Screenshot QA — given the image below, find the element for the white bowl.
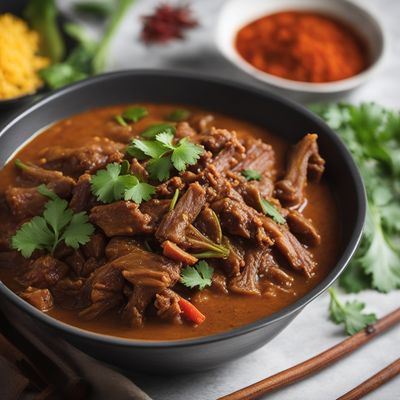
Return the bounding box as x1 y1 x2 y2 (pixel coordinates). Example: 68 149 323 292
215 0 386 96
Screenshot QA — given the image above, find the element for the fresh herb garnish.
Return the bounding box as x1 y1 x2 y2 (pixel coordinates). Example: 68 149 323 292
260 198 286 224
186 225 229 259
241 169 262 181
313 103 400 293
180 261 214 290
11 185 94 258
166 109 190 122
115 107 148 126
328 288 377 335
90 161 155 204
127 131 204 181
169 189 180 210
115 115 128 127
141 123 176 139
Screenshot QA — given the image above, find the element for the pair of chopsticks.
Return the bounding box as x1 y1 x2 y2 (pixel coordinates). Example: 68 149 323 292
218 307 400 400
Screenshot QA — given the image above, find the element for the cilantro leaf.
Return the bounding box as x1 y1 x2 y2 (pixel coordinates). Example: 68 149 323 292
313 103 400 293
166 109 190 122
129 139 167 159
171 138 203 171
90 162 155 204
62 212 95 249
241 169 262 181
260 198 286 224
122 107 148 123
141 123 175 139
156 132 175 148
124 182 155 204
11 187 94 258
328 288 377 335
180 261 214 290
147 157 173 182
11 216 54 258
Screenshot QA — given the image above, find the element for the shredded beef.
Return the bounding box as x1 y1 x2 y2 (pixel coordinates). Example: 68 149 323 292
286 210 321 246
20 287 54 311
69 173 97 213
105 237 143 260
90 201 152 237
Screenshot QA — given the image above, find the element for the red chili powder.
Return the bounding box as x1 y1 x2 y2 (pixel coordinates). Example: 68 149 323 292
235 11 369 83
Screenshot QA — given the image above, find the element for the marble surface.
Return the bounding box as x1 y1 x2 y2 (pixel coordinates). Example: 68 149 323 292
21 0 400 398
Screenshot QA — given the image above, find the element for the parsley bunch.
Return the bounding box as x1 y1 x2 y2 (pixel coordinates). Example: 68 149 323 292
313 103 400 293
90 161 155 204
126 131 204 181
328 288 377 335
180 261 214 290
12 185 94 258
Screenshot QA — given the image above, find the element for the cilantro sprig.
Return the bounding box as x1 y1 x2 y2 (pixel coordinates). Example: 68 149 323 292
115 106 148 126
126 131 204 181
11 185 94 258
328 288 377 335
241 169 261 181
180 261 214 290
313 103 400 293
166 109 190 122
90 161 155 204
260 198 286 224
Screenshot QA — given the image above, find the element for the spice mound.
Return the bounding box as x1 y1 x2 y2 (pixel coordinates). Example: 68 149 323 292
235 11 369 83
0 13 50 100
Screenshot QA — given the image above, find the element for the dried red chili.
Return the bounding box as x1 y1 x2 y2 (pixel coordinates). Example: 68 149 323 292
141 4 197 44
235 11 369 83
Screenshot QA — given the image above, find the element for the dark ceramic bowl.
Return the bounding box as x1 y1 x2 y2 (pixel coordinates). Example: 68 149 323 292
0 71 366 373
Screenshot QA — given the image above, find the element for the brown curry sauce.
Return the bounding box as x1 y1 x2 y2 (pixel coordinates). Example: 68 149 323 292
0 104 341 340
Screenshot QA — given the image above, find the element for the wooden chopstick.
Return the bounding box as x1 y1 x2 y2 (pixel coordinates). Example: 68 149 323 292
337 358 400 400
218 307 400 400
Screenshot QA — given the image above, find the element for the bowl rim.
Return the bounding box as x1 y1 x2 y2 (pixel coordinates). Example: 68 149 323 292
0 69 366 348
215 0 387 93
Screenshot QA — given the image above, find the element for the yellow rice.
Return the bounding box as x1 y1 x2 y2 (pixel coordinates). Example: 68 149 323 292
0 13 50 100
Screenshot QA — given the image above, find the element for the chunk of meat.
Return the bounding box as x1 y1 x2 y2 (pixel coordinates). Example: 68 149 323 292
122 286 157 327
222 237 245 277
154 288 182 324
190 114 214 133
105 237 143 260
16 160 75 197
82 233 106 260
230 246 273 295
20 287 54 311
211 271 228 294
5 187 47 220
51 278 86 309
139 199 171 230
156 182 206 247
201 128 234 153
111 247 181 289
287 210 321 246
211 196 270 244
130 159 148 181
64 250 85 277
195 207 222 244
79 263 124 320
264 266 294 289
275 134 325 207
40 138 124 177
90 201 152 237
175 122 196 139
69 173 97 213
18 256 69 288
262 217 316 277
156 176 185 197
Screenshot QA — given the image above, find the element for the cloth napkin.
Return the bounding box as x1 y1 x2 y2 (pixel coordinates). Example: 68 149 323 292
0 311 152 400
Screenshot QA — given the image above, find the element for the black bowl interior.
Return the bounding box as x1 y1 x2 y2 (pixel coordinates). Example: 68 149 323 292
0 71 365 369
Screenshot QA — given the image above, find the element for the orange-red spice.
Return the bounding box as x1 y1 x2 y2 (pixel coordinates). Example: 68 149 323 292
235 11 369 83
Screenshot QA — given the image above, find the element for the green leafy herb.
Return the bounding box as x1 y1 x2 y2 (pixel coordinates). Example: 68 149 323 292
11 185 94 258
260 198 286 224
186 225 229 259
115 115 128 127
328 288 377 335
127 130 204 181
39 0 135 89
24 0 65 63
180 261 214 290
169 189 180 210
74 1 113 19
122 107 148 123
90 162 155 204
241 169 262 181
312 103 400 293
166 109 190 122
141 123 176 139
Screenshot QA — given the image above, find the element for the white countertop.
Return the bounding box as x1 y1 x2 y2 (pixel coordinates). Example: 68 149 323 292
57 0 400 398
